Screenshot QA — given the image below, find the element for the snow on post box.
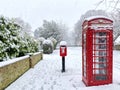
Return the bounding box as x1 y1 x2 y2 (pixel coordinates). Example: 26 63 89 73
60 41 67 57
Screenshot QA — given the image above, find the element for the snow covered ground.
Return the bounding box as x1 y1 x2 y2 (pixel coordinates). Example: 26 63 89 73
6 47 120 90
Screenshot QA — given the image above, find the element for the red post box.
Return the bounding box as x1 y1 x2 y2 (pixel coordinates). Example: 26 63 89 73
60 46 67 56
82 16 113 86
60 41 67 72
60 41 67 57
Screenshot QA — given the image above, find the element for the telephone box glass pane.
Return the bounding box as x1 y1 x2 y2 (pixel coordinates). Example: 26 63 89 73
99 57 107 62
83 33 86 78
93 63 107 68
99 51 107 56
96 32 107 37
94 57 107 63
93 69 107 75
95 76 107 80
94 51 107 56
95 38 107 44
96 45 107 50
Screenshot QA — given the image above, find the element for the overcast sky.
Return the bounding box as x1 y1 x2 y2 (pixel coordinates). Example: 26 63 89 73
0 0 105 30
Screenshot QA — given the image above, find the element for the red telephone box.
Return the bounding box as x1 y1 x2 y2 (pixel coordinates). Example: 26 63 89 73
82 16 113 86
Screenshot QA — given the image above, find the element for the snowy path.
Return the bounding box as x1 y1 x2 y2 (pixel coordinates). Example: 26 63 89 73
6 47 120 90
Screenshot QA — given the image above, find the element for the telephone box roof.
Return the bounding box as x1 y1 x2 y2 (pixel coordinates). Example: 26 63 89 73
85 16 113 21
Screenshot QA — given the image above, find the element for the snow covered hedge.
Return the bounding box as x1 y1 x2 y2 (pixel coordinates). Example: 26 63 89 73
43 40 53 54
0 16 39 61
42 37 58 54
47 37 57 50
38 37 45 50
18 35 39 56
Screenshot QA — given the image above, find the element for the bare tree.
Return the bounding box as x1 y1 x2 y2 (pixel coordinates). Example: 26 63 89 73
34 20 68 44
95 0 120 41
13 17 33 37
74 10 108 45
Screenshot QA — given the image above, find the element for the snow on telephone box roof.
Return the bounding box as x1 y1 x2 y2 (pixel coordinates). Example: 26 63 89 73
85 16 113 21
60 41 67 46
83 16 113 30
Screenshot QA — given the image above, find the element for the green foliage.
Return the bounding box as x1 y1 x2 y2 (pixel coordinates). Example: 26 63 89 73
0 16 39 61
0 16 20 60
18 33 39 57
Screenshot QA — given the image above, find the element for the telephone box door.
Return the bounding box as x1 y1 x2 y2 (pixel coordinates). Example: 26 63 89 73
92 31 112 83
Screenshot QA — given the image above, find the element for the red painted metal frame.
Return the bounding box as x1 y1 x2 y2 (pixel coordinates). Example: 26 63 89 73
82 17 113 86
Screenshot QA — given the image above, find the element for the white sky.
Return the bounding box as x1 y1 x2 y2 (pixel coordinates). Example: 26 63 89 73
0 0 105 31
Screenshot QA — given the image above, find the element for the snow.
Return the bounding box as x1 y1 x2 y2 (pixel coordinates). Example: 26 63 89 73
38 37 45 42
115 36 120 45
5 47 120 90
85 16 112 21
43 40 53 45
0 52 42 67
83 16 113 30
60 41 67 46
0 55 29 68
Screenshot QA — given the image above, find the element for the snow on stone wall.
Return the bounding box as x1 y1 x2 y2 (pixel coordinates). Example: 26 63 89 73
115 36 120 45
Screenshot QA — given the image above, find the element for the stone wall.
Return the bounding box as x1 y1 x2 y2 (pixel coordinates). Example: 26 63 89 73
0 52 43 90
114 45 120 50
